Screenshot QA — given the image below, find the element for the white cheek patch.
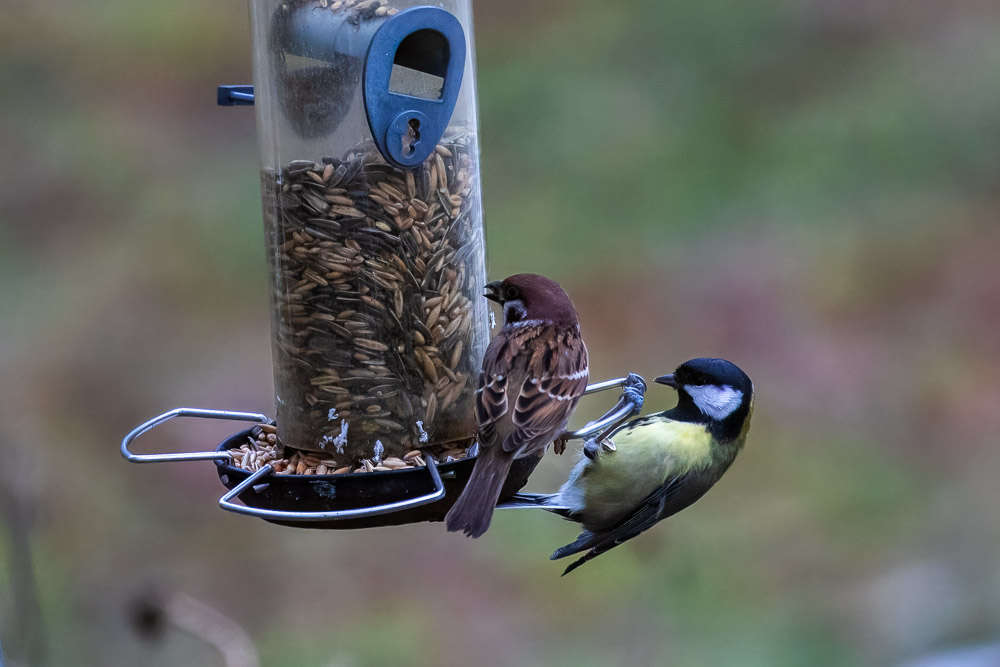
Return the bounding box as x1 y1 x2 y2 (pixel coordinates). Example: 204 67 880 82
685 384 743 420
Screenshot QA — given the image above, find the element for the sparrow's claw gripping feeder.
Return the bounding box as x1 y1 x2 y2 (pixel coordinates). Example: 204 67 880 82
122 0 649 528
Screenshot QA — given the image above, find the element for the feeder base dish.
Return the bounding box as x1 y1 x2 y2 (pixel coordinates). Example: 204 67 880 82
214 428 541 529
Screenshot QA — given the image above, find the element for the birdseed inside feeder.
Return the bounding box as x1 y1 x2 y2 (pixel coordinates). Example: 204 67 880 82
253 0 488 466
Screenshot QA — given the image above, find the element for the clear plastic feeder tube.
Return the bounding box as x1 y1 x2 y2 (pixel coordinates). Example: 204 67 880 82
249 0 488 460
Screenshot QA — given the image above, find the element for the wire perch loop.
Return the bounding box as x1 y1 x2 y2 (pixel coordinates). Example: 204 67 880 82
119 374 646 525
217 456 445 521
564 372 647 445
120 408 271 463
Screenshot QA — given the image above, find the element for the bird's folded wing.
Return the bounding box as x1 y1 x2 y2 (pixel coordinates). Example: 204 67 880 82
475 369 508 445
551 472 691 561
504 348 588 454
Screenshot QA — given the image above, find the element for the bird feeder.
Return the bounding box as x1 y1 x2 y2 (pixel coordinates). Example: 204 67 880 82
256 0 486 459
121 0 647 528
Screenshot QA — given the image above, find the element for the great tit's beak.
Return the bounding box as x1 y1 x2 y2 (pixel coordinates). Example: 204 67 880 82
484 281 504 304
654 374 677 388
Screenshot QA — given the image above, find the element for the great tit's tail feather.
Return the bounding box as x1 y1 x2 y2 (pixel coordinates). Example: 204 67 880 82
550 530 598 560
561 551 600 576
501 493 573 517
504 492 553 506
550 529 622 575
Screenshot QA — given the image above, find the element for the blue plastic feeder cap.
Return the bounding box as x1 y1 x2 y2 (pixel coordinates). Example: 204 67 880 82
363 7 466 169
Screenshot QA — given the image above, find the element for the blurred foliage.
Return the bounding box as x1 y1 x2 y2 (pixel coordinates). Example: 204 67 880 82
2 0 1000 665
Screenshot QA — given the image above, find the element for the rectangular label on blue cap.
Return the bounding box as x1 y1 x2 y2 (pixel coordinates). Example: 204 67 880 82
389 64 444 100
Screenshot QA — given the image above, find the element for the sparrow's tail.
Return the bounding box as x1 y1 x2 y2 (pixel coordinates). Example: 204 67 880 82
445 451 515 538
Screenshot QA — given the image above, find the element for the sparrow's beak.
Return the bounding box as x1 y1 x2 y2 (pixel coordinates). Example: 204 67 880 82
654 374 677 388
484 281 504 304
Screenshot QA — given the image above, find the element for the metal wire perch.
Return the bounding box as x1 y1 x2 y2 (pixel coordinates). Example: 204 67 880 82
120 374 646 524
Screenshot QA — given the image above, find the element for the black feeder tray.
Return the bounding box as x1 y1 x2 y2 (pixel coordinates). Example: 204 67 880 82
121 375 647 529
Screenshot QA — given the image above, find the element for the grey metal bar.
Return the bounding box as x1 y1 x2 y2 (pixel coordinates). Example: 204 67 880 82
564 373 647 441
495 501 572 512
217 456 446 521
121 407 270 463
565 399 637 440
582 377 630 395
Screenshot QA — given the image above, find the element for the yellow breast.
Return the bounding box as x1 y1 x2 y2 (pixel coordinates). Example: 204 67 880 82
579 418 713 527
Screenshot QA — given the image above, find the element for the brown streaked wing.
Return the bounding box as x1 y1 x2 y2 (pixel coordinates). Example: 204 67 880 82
475 331 520 445
475 370 507 445
503 334 588 454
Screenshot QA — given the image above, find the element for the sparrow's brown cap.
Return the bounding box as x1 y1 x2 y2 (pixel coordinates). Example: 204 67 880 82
487 273 580 327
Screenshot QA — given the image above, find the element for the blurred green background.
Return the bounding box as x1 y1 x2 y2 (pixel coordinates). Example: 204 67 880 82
2 0 1000 665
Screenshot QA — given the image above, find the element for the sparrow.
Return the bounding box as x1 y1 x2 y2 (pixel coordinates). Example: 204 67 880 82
445 274 589 538
507 357 753 574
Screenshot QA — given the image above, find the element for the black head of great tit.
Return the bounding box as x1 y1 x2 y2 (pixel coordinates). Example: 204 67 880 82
653 357 753 444
506 357 753 575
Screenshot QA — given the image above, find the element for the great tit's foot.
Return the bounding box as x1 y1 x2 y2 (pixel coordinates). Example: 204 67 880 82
553 436 568 455
621 373 647 414
561 373 647 444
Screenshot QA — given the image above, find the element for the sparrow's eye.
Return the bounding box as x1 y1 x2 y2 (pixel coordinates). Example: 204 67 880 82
505 285 520 300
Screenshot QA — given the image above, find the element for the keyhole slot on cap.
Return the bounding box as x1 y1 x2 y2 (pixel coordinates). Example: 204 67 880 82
402 117 421 157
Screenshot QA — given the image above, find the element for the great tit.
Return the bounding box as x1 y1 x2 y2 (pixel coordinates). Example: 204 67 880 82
507 357 753 575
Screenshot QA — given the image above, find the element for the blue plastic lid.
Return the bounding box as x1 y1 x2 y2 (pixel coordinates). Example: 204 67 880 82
363 7 466 169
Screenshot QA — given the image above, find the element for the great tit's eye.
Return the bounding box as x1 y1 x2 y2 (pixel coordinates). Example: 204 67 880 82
505 285 520 300
684 372 708 386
